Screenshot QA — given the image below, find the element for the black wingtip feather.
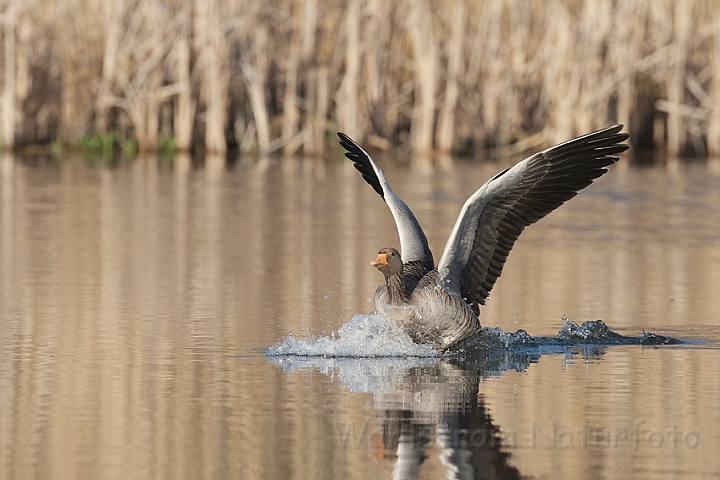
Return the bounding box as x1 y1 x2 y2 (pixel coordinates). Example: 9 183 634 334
337 132 385 198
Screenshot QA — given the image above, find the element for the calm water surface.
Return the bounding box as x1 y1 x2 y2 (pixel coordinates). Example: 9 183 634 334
1 152 719 479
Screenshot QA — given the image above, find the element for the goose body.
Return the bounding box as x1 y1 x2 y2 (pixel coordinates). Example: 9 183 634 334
338 126 629 350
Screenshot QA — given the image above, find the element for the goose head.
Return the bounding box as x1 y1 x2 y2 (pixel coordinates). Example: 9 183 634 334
371 247 403 278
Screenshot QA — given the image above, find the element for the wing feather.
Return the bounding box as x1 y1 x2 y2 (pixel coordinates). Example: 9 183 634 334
437 125 629 313
337 132 435 276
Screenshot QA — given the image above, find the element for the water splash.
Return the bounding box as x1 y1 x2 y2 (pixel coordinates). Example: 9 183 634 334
266 313 439 358
266 316 681 359
453 319 680 354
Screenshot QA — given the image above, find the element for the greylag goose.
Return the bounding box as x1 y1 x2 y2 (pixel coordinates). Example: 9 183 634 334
338 126 629 350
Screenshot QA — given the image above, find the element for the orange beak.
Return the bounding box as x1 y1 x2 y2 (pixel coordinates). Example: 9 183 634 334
370 253 388 269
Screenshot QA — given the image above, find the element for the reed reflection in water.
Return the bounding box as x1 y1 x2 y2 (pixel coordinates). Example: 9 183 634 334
0 152 719 479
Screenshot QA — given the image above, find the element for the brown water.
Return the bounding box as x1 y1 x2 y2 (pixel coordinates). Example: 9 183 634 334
0 152 719 479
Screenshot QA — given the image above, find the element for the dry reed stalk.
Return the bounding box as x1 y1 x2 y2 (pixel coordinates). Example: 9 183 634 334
503 1 533 139
95 0 123 133
302 0 317 58
172 30 194 152
300 0 318 154
406 0 438 155
611 2 641 131
480 1 505 138
242 61 270 153
494 2 525 144
335 0 361 136
15 12 29 123
482 1 525 144
364 0 404 142
363 0 385 112
544 1 581 144
667 0 693 156
708 10 720 155
464 1 488 93
281 4 302 156
281 47 301 155
140 0 162 152
196 0 229 154
575 0 612 135
241 22 270 153
435 0 465 153
2 0 16 148
302 1 342 156
306 65 329 156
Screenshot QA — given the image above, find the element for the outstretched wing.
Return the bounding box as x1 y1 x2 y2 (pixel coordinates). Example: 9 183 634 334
337 132 434 274
436 125 629 313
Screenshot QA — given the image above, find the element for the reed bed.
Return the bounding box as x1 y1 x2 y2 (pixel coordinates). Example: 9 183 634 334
1 0 718 158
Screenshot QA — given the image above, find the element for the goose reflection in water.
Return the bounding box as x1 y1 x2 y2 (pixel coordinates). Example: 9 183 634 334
372 361 523 480
269 349 558 480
